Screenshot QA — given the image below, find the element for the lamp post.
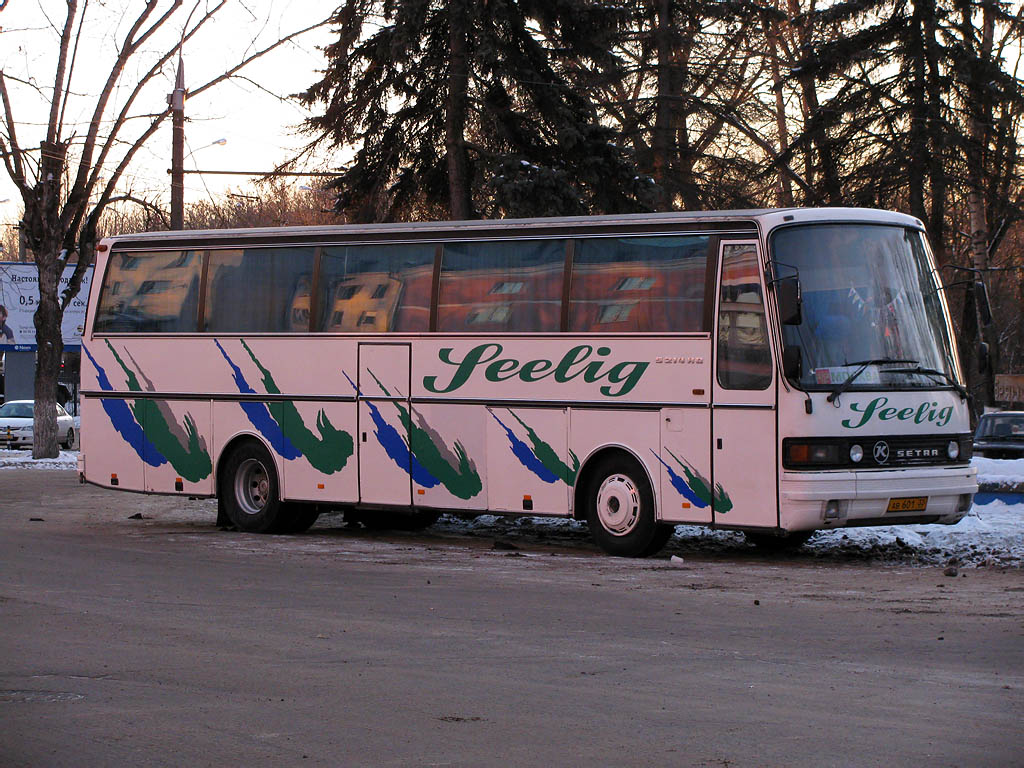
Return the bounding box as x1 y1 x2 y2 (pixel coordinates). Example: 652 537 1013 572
168 56 187 230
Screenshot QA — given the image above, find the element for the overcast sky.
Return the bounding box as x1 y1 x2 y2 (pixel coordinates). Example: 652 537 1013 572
0 1 337 230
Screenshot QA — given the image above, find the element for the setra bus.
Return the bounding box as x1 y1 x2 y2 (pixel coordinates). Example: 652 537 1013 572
79 208 977 556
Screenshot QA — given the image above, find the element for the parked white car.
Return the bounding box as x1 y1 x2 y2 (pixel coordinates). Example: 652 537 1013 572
0 400 76 449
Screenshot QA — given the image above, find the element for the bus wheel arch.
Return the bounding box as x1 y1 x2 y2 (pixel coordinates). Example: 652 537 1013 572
217 435 291 533
574 447 673 558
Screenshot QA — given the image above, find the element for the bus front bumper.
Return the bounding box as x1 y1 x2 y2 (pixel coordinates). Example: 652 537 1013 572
780 465 978 531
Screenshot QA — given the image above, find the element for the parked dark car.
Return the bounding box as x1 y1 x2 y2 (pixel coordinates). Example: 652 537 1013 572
973 411 1024 459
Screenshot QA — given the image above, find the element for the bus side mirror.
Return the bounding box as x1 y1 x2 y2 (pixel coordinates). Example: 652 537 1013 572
975 281 993 326
979 341 990 374
776 276 802 325
783 346 802 380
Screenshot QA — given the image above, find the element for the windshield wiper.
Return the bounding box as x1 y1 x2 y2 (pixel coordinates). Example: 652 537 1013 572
887 366 968 400
825 358 918 404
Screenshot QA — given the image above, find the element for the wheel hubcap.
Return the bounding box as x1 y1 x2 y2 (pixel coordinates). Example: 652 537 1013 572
596 473 641 536
235 458 271 515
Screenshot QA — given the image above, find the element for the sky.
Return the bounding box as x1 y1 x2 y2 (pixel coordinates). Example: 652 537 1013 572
0 0 338 232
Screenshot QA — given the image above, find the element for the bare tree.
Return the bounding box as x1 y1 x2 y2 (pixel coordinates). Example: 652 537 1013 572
0 1 327 457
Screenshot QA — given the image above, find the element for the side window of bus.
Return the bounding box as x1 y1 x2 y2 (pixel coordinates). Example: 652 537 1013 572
205 247 315 332
437 240 564 332
717 244 772 390
569 235 709 332
94 250 202 332
317 244 434 332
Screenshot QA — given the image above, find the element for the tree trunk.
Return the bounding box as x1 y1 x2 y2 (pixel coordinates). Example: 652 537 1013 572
964 0 998 410
32 245 64 459
765 1 794 207
445 0 473 220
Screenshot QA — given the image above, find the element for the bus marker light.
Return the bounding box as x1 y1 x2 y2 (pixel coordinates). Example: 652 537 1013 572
681 502 691 509
692 389 705 396
522 495 533 511
174 478 183 492
317 483 325 489
110 473 118 486
96 243 108 252
417 489 425 495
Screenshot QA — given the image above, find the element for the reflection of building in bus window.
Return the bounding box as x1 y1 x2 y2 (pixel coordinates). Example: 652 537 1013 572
324 272 401 332
289 276 312 331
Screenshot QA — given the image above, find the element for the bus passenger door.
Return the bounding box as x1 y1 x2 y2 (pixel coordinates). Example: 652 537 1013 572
357 343 412 506
711 241 778 529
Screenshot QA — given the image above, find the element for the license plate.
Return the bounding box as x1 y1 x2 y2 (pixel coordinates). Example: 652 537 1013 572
887 496 927 513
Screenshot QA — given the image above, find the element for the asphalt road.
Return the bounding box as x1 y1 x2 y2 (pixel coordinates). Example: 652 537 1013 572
1 469 1022 767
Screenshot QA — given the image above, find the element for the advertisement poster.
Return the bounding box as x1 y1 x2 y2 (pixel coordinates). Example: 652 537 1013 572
0 263 93 350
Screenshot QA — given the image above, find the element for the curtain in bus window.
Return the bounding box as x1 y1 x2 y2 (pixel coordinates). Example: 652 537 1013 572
717 244 771 390
317 244 434 332
437 240 564 332
94 250 202 332
205 247 316 332
568 236 708 332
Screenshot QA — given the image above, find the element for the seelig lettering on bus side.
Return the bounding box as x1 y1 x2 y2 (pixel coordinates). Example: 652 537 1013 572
423 343 649 397
841 396 953 429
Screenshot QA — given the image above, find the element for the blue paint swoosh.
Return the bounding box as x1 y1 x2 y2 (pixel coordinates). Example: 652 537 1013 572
82 344 167 468
490 410 558 483
650 450 708 508
344 372 438 487
215 340 301 460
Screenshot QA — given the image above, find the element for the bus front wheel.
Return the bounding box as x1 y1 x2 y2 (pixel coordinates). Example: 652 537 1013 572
220 440 288 533
584 455 673 557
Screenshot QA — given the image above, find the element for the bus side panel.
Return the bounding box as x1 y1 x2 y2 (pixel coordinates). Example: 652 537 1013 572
485 406 571 516
142 399 214 496
658 407 713 524
409 403 487 511
282 400 358 504
81 396 146 491
568 409 661 516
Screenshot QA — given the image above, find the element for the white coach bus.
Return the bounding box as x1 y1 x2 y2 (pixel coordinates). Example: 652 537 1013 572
79 209 977 556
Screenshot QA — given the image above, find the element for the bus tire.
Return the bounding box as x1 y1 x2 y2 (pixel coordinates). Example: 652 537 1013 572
220 440 287 533
584 454 671 557
746 530 813 552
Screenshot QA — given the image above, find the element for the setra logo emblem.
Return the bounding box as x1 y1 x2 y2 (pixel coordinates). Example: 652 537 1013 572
873 440 890 465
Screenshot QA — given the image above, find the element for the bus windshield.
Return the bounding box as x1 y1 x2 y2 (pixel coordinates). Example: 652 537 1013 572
773 224 956 391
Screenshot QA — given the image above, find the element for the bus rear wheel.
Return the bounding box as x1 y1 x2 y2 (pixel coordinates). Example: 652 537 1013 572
220 440 287 533
584 455 673 557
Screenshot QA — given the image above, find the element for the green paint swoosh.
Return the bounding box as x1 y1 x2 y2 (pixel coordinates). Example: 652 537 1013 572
508 410 579 485
240 340 353 474
666 447 732 514
105 340 212 482
367 370 482 500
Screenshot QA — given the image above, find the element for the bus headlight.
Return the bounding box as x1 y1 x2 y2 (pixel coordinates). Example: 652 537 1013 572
947 440 960 460
849 444 864 463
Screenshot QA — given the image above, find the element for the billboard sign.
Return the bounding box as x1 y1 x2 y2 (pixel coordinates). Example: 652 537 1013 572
0 263 93 351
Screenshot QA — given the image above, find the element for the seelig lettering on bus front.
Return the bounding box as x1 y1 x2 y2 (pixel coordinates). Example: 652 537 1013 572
423 343 649 397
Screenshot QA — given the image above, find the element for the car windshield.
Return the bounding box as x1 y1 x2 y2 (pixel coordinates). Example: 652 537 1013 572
0 402 33 418
773 224 956 391
977 414 1024 439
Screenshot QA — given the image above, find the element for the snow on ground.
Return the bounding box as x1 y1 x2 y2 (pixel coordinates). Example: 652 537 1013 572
2 449 1021 567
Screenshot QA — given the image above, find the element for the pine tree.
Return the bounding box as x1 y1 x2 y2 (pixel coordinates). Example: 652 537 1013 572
300 0 658 222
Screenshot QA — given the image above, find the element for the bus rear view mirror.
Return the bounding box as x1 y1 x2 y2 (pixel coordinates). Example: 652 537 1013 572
979 341 990 374
776 276 802 325
975 281 993 327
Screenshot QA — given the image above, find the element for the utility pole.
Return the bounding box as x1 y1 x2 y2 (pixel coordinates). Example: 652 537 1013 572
168 56 186 230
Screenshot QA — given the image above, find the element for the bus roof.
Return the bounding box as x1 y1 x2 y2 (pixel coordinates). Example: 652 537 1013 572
102 207 925 250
